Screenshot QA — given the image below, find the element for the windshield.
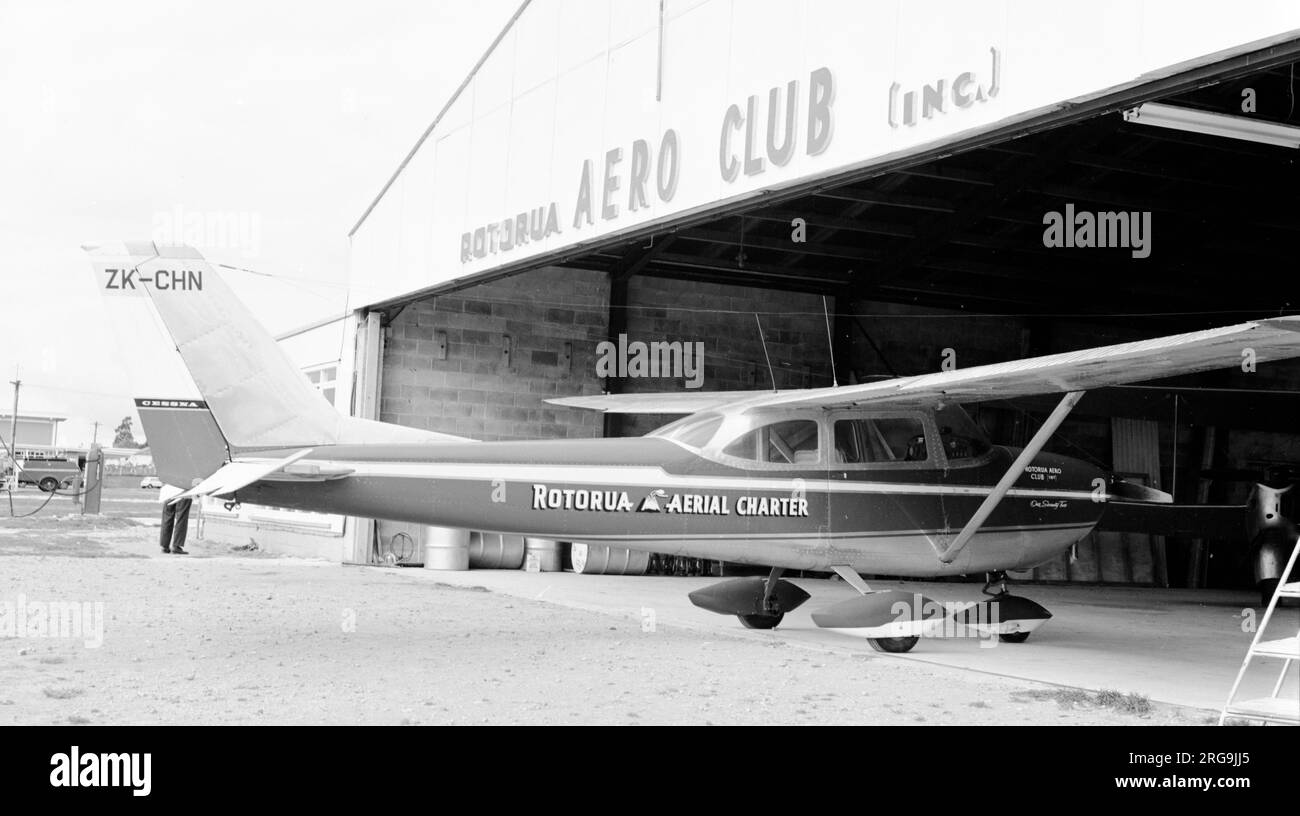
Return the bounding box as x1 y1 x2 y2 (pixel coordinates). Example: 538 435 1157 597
934 404 992 460
647 412 724 449
722 419 820 465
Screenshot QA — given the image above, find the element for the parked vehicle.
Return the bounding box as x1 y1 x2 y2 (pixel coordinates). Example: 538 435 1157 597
15 458 81 492
140 476 163 489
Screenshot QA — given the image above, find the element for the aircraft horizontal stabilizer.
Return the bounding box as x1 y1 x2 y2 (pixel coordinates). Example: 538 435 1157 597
170 449 316 504
1096 501 1249 540
1108 479 1173 504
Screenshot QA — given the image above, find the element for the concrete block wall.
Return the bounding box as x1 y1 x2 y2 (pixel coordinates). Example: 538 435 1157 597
841 298 1029 379
380 266 609 441
616 276 835 436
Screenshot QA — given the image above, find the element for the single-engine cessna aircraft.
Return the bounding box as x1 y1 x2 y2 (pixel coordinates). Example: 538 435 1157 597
87 243 1300 652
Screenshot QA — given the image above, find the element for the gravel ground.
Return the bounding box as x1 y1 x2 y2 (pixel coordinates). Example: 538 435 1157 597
0 515 1212 725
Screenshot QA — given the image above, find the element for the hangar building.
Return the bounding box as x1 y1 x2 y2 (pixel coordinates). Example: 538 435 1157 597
205 0 1300 591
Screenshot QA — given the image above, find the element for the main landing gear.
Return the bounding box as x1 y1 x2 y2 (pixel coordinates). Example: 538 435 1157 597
687 566 1054 652
810 571 1053 652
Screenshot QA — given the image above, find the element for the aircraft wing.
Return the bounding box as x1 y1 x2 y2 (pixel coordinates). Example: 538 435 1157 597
752 316 1300 410
548 390 773 414
553 317 1300 414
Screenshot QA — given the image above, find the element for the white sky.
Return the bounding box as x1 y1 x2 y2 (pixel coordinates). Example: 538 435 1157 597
0 0 519 446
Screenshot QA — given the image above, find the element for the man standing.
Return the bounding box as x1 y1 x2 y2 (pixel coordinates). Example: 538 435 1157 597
158 483 192 555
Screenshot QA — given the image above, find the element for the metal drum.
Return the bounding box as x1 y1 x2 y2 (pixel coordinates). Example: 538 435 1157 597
571 542 650 575
467 532 526 569
523 537 564 572
423 525 470 571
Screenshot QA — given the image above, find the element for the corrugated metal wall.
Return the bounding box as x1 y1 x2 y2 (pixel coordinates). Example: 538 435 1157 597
1031 418 1166 585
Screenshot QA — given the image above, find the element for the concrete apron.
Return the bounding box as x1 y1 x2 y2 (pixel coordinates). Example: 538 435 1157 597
415 569 1300 713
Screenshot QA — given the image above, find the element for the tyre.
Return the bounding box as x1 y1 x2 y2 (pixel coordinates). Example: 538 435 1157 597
738 612 783 629
38 477 59 493
867 636 919 653
999 632 1031 644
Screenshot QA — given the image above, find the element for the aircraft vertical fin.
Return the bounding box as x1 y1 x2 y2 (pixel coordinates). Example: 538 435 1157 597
84 242 472 454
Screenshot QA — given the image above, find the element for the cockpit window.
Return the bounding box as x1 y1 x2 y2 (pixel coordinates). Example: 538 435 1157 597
933 404 992 461
722 419 820 465
834 417 928 464
649 412 723 449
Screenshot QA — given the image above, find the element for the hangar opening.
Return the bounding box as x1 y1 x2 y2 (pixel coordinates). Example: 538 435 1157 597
351 53 1300 592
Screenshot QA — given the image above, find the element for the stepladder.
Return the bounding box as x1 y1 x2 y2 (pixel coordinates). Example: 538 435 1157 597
1220 539 1300 725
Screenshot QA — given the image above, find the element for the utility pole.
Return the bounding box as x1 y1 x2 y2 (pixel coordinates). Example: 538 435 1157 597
91 421 100 446
7 375 19 492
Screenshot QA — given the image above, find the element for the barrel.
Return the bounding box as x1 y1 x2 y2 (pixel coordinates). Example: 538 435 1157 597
423 525 470 570
570 542 650 576
523 537 564 572
467 532 526 569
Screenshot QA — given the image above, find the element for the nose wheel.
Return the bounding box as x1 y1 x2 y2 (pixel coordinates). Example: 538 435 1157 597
983 570 1012 598
983 570 1046 644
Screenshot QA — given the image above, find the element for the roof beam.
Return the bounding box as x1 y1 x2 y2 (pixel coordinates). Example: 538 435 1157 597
870 119 1118 286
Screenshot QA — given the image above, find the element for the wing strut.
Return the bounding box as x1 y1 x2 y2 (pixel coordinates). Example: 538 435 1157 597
937 391 1085 564
831 565 872 595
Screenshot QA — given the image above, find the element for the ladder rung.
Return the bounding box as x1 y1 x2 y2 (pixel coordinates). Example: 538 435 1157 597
1279 582 1300 598
1224 696 1300 722
1251 636 1300 659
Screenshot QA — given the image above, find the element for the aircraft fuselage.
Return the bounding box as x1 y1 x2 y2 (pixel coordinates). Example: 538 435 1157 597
229 435 1104 577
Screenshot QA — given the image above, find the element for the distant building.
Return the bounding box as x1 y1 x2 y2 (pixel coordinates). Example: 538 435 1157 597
0 413 66 451
104 450 154 476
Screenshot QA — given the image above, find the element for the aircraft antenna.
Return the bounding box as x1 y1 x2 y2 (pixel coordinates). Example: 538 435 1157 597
822 296 839 388
755 314 777 392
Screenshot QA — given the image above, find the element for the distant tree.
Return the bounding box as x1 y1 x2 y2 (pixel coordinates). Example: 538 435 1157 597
112 416 137 448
